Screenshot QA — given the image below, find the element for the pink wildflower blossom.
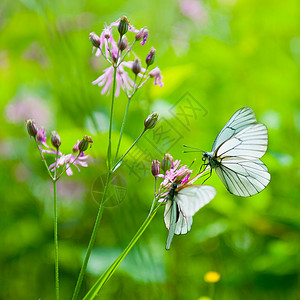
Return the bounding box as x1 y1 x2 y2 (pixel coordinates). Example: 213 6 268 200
149 67 164 87
92 61 146 97
49 152 89 176
157 159 192 201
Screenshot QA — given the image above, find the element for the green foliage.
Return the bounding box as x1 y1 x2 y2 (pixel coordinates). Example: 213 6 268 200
1 0 300 299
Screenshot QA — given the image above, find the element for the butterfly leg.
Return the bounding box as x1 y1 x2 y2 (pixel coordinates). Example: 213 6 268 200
202 167 212 184
199 162 209 174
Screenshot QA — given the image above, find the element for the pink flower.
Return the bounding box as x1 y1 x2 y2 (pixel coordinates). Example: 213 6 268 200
93 61 146 97
149 67 164 87
179 0 208 25
48 139 90 176
158 160 191 186
5 95 52 126
93 28 119 62
36 127 59 155
157 158 192 201
94 18 139 59
49 152 89 176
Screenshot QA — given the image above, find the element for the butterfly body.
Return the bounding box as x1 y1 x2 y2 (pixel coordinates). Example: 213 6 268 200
203 151 221 169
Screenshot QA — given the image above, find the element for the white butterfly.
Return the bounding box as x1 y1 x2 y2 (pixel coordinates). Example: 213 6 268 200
202 107 271 197
164 181 216 250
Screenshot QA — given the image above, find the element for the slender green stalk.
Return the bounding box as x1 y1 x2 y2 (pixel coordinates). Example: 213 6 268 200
107 66 117 170
53 180 59 300
71 171 112 300
113 96 131 165
72 63 118 300
53 150 59 300
83 201 162 300
111 128 146 172
134 66 148 91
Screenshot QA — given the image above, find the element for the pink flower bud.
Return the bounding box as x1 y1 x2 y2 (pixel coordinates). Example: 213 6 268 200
146 47 156 66
51 131 61 149
26 119 37 138
132 58 142 75
89 32 100 47
78 135 93 152
118 36 128 51
135 27 146 41
151 159 161 176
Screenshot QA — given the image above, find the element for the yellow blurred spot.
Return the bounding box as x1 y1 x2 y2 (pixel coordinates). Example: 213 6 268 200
204 271 221 283
198 297 212 300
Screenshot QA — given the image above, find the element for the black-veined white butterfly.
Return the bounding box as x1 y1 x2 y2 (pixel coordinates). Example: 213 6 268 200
202 107 270 197
164 179 216 250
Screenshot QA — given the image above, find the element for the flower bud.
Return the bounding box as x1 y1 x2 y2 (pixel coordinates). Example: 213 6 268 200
118 36 128 51
144 112 159 130
132 58 142 75
51 131 61 149
26 119 37 138
146 47 156 66
135 27 146 41
151 159 161 177
78 135 93 152
89 32 100 48
118 16 129 36
161 153 173 172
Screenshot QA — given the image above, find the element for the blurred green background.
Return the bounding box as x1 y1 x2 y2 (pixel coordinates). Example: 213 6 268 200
1 0 300 299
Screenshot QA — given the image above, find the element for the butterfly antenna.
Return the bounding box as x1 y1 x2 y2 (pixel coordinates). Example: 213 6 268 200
183 145 205 152
183 150 204 153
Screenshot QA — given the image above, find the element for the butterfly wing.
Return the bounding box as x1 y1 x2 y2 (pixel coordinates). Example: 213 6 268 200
212 107 257 152
176 185 216 218
214 157 271 197
173 185 216 235
214 123 268 160
165 199 178 250
164 185 216 249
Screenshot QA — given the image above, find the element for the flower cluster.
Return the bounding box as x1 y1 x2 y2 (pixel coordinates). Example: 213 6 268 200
90 16 163 97
152 153 193 201
26 119 93 176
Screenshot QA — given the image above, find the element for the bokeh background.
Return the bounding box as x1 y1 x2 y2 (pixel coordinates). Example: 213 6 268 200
1 0 300 299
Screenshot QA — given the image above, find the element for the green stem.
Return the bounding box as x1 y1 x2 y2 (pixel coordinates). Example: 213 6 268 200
53 150 59 300
71 171 112 300
83 201 162 300
72 65 118 300
113 96 132 165
135 66 148 91
111 128 146 172
107 66 117 170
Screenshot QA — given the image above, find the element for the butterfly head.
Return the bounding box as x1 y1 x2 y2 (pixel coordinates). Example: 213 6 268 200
202 152 209 163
